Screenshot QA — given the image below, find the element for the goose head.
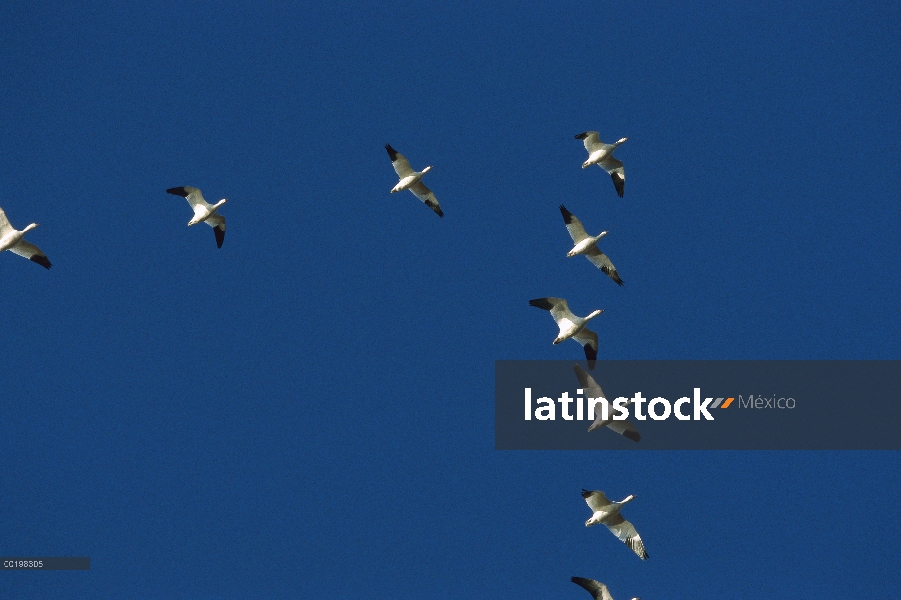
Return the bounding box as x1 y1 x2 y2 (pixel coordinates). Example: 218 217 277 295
213 198 228 211
22 223 39 234
614 137 628 146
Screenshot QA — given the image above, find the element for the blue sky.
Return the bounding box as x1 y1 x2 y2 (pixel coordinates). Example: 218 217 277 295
1 1 899 597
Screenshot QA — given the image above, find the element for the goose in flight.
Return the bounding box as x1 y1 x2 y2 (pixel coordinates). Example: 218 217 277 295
571 577 639 600
528 297 603 368
166 187 227 248
581 489 648 560
0 206 51 269
575 132 627 197
573 365 640 442
385 144 444 217
559 205 623 286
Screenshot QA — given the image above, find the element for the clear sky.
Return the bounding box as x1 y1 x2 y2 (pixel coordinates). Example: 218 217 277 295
1 1 899 598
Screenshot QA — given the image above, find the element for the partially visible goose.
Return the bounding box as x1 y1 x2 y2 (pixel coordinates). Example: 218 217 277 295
575 132 627 197
166 187 227 248
573 365 640 442
571 577 640 600
559 205 623 286
528 297 603 369
581 489 648 560
0 206 51 269
385 144 444 217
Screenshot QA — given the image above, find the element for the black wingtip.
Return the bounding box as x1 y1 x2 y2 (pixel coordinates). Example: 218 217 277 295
575 132 589 140
605 268 624 286
611 173 624 197
624 430 641 443
214 226 225 248
559 204 574 224
30 255 52 269
584 344 597 363
166 187 190 197
429 202 444 218
385 144 398 161
528 298 554 311
580 489 593 498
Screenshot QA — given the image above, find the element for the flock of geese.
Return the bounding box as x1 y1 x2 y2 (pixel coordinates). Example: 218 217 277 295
384 132 643 599
3 130 641 598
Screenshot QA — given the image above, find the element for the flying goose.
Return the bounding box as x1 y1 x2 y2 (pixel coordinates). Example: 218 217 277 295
575 132 627 197
581 489 648 560
528 297 603 368
0 206 51 269
573 365 640 442
385 144 444 217
571 577 639 600
559 205 623 286
166 186 227 248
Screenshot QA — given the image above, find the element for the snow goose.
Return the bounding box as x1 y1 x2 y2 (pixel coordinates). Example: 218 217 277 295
571 577 639 600
573 365 640 441
575 132 627 197
528 297 603 368
385 144 444 217
581 489 648 560
166 186 227 248
559 205 623 286
0 206 51 269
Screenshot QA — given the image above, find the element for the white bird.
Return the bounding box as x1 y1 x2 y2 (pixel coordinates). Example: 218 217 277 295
385 144 444 217
571 576 640 600
581 489 648 560
559 205 623 286
528 297 603 368
575 132 627 197
166 187 227 248
573 365 640 442
0 206 51 269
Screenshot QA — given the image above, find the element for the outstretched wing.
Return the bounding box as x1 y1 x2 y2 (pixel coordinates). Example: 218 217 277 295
385 144 414 177
570 577 614 600
559 205 589 243
167 186 211 211
9 240 52 269
409 181 444 217
528 297 574 324
576 131 603 153
598 157 625 197
0 207 13 236
573 327 598 369
605 419 641 442
605 513 648 560
581 489 612 512
585 248 623 286
205 214 226 248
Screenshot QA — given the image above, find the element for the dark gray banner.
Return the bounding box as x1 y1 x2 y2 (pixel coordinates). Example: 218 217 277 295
495 361 901 450
1 557 90 570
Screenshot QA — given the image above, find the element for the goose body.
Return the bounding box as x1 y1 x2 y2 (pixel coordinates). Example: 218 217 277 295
0 207 51 269
581 489 648 560
559 205 623 286
575 132 627 197
573 365 640 441
528 297 603 367
166 186 227 248
571 576 640 600
385 144 444 217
